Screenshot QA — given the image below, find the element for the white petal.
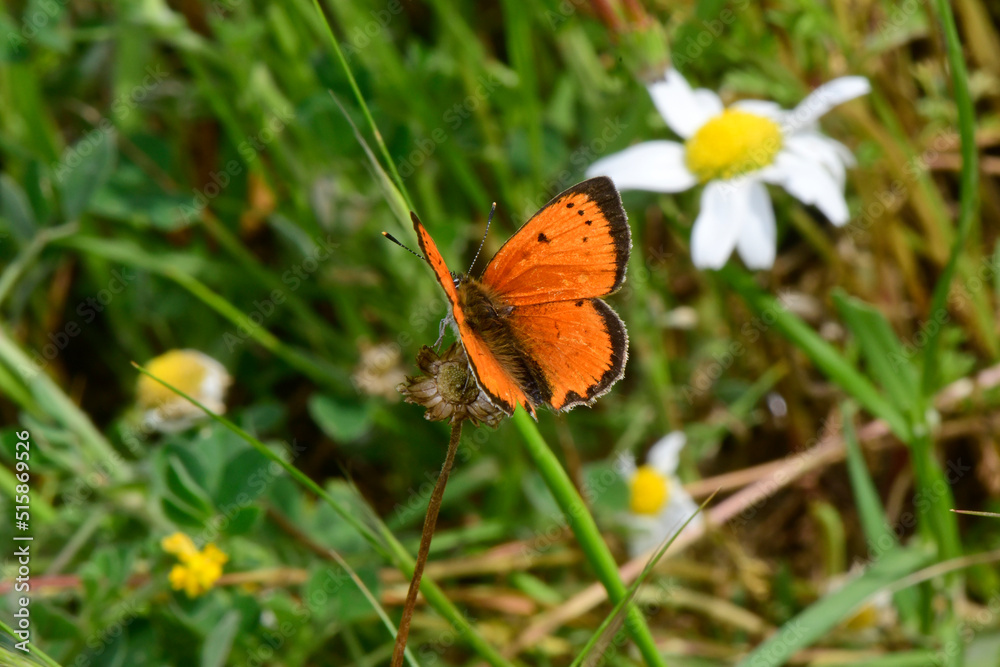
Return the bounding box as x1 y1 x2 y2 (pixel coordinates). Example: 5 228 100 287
690 179 751 269
648 69 721 139
585 141 696 193
647 432 686 475
785 76 870 132
624 514 666 558
735 181 777 269
784 132 849 187
732 99 785 121
763 151 850 226
692 89 724 118
616 452 637 479
656 484 704 538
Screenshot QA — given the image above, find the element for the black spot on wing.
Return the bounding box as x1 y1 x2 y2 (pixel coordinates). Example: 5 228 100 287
538 232 550 243
559 177 630 292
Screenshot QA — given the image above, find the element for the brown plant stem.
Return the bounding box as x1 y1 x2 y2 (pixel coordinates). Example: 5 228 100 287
391 422 463 667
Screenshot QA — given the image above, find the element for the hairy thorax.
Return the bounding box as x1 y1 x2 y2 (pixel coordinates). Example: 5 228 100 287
455 275 550 405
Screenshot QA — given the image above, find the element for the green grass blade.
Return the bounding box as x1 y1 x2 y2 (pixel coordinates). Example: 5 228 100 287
720 267 911 441
736 546 932 667
832 290 920 420
570 492 715 667
309 0 415 212
56 235 349 391
0 327 126 482
513 409 666 667
132 363 513 667
921 0 981 396
841 401 920 627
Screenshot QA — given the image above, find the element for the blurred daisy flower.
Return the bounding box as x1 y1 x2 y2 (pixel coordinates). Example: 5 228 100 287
827 566 897 633
137 349 231 433
353 340 407 401
587 68 870 269
621 432 702 557
161 532 228 598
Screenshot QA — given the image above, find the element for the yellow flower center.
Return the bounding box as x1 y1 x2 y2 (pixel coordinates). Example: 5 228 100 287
137 350 211 408
844 604 879 630
629 465 670 515
685 109 783 182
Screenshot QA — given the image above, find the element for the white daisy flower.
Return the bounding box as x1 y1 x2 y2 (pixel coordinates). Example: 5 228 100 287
586 68 870 269
137 349 232 433
620 432 702 557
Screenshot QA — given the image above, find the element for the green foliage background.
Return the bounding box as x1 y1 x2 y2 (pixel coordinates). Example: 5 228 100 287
1 0 1000 664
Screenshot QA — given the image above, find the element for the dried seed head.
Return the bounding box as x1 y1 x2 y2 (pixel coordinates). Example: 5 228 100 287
397 344 505 428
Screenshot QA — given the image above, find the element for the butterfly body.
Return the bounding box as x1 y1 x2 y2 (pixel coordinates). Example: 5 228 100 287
412 176 631 418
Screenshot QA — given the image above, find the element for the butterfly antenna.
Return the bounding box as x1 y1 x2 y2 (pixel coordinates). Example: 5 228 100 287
381 231 425 262
468 202 496 275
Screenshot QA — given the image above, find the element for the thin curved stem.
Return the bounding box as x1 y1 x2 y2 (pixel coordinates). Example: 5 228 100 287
391 422 463 666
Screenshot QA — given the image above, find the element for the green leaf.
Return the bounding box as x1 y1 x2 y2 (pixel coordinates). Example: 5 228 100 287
57 128 117 221
737 546 932 667
309 564 378 624
214 448 271 507
308 394 372 443
833 289 920 418
0 175 37 243
166 455 215 517
162 496 211 527
221 506 262 534
200 610 241 667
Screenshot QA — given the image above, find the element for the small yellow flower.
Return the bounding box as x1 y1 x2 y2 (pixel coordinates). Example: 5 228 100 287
137 349 231 433
629 465 670 515
162 532 228 598
161 532 197 558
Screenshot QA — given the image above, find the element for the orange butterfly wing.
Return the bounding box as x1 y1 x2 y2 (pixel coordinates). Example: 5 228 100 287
507 298 628 411
480 177 630 306
410 176 630 418
410 213 535 417
480 176 631 411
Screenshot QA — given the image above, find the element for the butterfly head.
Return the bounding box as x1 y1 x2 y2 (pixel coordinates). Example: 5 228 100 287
451 271 465 289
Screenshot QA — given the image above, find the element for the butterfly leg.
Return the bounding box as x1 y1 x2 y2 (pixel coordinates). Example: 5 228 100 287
435 316 449 348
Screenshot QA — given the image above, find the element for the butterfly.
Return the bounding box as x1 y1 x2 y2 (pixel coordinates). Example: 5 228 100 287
407 176 631 419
